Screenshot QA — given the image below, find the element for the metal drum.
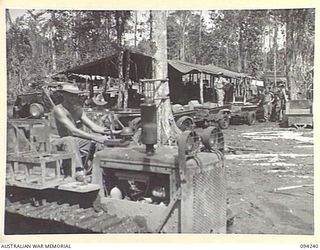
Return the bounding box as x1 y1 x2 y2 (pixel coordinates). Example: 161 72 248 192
141 103 157 145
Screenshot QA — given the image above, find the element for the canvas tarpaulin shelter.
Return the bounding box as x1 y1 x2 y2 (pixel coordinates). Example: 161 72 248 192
168 60 246 79
168 60 247 104
59 50 153 82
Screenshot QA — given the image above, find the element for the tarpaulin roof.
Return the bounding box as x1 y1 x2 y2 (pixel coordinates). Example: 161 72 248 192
203 64 246 78
60 56 247 82
59 50 153 81
168 60 246 78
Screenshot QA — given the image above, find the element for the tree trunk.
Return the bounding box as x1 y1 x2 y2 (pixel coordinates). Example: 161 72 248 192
197 11 202 64
123 51 130 109
117 51 124 108
6 9 13 31
273 17 278 87
115 12 127 108
18 65 23 92
243 50 247 72
51 12 57 72
107 16 111 40
238 25 243 72
263 20 271 72
134 11 138 48
225 45 230 68
181 19 185 61
115 12 122 46
149 11 153 41
73 12 80 63
51 34 57 71
151 10 181 145
285 10 299 100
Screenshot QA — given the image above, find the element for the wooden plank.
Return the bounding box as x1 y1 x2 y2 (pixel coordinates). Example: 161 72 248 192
14 174 26 181
287 109 311 115
13 162 19 181
14 128 19 153
56 160 60 178
40 161 46 185
8 119 50 126
25 176 42 184
7 153 75 163
10 162 16 182
24 163 30 182
7 177 66 190
58 182 100 193
70 155 76 178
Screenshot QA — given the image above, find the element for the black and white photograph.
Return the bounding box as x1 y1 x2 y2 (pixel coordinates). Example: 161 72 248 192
4 8 314 235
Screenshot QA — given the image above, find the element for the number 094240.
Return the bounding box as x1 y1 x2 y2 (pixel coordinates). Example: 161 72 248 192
300 244 319 248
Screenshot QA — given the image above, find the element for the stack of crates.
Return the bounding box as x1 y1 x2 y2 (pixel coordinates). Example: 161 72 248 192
6 119 76 190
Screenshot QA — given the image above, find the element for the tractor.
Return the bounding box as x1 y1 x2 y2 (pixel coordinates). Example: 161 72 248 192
5 80 227 234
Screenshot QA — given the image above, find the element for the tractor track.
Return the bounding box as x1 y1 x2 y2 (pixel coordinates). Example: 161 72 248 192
5 198 148 234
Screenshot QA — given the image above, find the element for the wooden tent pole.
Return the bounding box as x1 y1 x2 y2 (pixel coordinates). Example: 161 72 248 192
199 71 204 104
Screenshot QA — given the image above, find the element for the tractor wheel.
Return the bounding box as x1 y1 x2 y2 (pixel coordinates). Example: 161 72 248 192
176 116 194 131
218 115 230 129
247 112 256 126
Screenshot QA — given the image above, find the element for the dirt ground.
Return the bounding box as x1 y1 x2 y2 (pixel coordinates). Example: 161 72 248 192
224 121 314 235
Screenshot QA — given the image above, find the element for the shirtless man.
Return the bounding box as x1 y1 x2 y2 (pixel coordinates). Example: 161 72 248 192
51 84 109 177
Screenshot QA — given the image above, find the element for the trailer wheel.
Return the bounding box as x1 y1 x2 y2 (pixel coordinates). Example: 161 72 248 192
176 116 194 131
247 112 256 126
218 115 230 129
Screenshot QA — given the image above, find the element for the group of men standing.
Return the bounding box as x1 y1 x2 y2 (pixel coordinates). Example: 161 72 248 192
213 72 288 122
259 83 288 122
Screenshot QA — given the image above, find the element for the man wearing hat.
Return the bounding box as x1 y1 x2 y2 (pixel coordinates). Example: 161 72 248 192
278 83 288 121
214 72 228 107
51 83 110 178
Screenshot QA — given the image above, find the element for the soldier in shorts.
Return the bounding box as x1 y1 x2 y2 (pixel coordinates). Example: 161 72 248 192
51 84 110 179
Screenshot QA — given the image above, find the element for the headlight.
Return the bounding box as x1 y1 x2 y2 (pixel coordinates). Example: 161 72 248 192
29 103 44 118
198 126 224 153
178 131 201 157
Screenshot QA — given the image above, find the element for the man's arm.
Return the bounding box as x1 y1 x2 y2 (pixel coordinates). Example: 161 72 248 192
81 112 122 136
270 92 275 103
80 111 109 134
53 107 107 143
